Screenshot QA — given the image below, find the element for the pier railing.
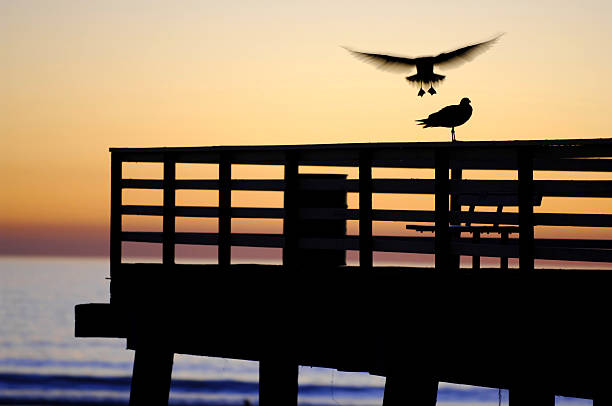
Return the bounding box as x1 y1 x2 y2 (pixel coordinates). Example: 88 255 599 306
110 139 612 274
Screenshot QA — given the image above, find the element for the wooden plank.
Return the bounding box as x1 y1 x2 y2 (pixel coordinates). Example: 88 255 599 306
298 178 436 194
283 153 299 267
535 180 612 197
451 179 518 194
122 205 164 216
359 150 373 269
232 179 285 191
435 149 451 271
122 179 163 189
535 238 612 249
451 241 518 258
163 156 176 265
453 211 612 228
450 179 612 198
232 233 284 248
450 168 462 270
175 232 218 245
174 179 219 190
535 144 612 159
534 158 612 172
121 179 612 197
232 207 284 219
519 149 535 272
218 155 231 267
372 179 435 194
110 153 123 304
535 212 612 227
535 247 612 263
373 236 434 254
372 209 434 222
122 232 163 243
299 236 358 251
175 206 219 217
455 193 541 207
110 155 123 260
117 152 164 162
453 211 518 226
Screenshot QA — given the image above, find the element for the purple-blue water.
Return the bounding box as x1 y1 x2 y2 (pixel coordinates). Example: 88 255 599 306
0 257 592 405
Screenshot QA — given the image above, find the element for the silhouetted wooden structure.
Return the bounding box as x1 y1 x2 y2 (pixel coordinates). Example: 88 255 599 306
76 138 612 405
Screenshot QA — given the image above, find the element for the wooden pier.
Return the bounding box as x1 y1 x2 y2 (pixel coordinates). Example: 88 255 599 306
75 138 612 405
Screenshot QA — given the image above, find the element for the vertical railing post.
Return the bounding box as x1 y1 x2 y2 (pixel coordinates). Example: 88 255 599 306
518 148 534 272
450 166 462 271
163 153 176 266
110 152 123 304
435 149 450 272
218 153 231 268
359 149 373 270
283 152 299 268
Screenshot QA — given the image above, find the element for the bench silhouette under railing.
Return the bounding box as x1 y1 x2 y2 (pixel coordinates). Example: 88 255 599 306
407 191 544 269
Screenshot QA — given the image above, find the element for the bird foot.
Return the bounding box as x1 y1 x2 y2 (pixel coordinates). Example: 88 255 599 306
428 86 436 95
418 88 426 97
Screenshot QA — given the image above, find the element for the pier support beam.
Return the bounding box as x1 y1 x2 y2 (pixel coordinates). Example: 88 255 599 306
383 374 438 406
509 386 554 406
594 395 612 406
259 358 298 406
129 349 174 406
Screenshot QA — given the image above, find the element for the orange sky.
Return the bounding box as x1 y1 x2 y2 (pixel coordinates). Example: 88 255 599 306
2 1 612 257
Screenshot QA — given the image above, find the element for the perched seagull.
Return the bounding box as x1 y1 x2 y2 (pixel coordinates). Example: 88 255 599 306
343 35 501 96
416 97 472 141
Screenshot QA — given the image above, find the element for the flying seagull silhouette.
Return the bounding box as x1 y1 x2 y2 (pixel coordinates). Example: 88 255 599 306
416 97 472 142
343 35 501 96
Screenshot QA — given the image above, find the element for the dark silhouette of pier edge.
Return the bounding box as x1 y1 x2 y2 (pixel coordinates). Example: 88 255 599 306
75 138 612 405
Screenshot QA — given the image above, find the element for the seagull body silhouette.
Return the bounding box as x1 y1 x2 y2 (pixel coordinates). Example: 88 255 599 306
416 97 472 141
344 35 501 96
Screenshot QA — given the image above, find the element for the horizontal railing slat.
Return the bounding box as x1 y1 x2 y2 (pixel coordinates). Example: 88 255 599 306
120 205 612 228
122 179 163 189
122 232 163 243
535 213 612 227
535 247 612 262
122 205 163 216
450 180 612 198
535 239 612 249
535 180 612 197
175 206 219 217
534 158 612 172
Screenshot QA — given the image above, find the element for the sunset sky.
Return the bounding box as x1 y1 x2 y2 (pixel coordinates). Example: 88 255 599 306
2 1 612 257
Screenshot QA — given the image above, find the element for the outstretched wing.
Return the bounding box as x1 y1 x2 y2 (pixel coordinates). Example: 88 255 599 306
433 34 502 68
343 46 417 72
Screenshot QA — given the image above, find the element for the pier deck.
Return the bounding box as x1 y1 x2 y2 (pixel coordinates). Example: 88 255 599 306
76 138 612 405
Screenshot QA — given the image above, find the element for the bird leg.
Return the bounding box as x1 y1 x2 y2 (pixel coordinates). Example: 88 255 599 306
451 127 456 142
418 88 426 97
427 86 436 95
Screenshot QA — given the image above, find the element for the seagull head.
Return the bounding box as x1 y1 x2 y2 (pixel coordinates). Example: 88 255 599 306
460 97 471 105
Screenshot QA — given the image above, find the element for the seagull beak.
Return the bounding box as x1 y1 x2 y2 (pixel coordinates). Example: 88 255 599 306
428 87 437 95
418 88 426 97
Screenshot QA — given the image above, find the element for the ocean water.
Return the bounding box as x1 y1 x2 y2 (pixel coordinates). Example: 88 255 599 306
0 256 592 406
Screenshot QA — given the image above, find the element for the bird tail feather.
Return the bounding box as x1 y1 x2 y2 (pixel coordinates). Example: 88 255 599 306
415 119 430 128
406 73 445 84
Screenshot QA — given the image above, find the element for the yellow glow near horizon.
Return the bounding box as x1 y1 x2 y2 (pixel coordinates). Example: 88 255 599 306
2 1 612 255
